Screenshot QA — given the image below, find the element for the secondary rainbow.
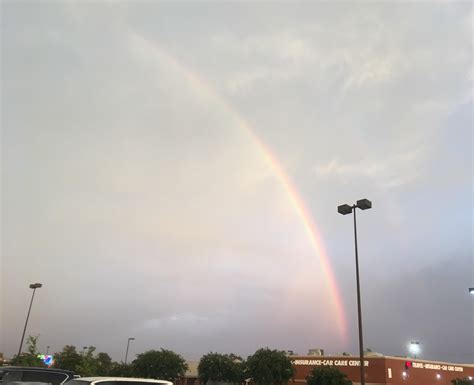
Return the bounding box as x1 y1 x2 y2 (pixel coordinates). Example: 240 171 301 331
130 32 348 342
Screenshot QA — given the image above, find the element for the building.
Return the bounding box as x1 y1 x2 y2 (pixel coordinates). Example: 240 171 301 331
290 354 474 385
180 354 474 385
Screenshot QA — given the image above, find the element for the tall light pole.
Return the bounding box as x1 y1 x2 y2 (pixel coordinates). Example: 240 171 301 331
124 337 135 364
17 283 43 359
338 199 372 385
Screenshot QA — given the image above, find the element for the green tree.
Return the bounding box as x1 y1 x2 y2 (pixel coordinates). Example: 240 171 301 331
53 346 112 376
228 357 245 384
198 352 244 385
54 345 82 372
133 349 188 381
96 352 113 376
246 348 295 385
76 346 98 377
306 367 352 385
11 335 45 367
109 362 135 377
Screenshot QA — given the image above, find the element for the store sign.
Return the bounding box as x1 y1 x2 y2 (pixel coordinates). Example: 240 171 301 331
412 362 463 372
292 359 369 367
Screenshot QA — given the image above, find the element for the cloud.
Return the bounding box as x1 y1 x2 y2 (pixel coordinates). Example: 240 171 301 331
141 313 218 334
209 31 316 94
196 2 472 112
314 147 424 190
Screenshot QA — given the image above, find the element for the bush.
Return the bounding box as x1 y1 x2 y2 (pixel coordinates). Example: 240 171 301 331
306 367 352 385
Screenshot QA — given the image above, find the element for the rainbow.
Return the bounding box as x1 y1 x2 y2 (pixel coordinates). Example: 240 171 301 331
129 32 348 342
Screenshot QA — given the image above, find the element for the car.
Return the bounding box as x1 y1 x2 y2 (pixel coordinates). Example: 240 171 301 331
66 378 173 385
0 367 76 385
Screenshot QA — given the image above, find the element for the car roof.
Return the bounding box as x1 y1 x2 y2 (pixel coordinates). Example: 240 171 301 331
0 367 75 375
75 378 172 383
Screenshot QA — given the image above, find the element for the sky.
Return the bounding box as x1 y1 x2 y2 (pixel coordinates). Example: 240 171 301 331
1 1 473 364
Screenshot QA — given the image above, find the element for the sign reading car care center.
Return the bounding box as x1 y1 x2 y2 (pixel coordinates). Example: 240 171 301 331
292 359 369 367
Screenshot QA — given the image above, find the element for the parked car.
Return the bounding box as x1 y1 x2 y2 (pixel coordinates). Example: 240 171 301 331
0 367 76 385
66 378 173 385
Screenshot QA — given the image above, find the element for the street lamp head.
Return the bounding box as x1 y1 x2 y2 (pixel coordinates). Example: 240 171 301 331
338 204 353 215
469 287 474 294
357 199 372 210
409 341 420 356
29 283 42 289
128 337 135 341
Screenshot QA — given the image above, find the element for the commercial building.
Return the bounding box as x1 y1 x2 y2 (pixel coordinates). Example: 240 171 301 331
181 352 474 385
290 353 474 385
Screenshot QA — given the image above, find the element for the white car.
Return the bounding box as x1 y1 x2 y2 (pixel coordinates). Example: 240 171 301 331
67 378 173 385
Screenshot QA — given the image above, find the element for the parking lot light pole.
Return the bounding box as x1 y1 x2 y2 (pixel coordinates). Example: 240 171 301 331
17 283 43 358
125 337 135 364
338 199 372 385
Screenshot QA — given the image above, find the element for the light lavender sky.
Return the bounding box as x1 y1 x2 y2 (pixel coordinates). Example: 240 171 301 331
1 1 472 364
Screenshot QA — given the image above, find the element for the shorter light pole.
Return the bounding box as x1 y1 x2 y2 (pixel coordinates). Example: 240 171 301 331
17 283 43 358
46 346 50 355
124 337 135 364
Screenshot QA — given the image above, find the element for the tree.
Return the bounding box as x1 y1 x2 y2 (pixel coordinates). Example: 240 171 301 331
306 367 352 385
109 363 135 377
76 346 98 377
133 349 188 381
228 357 245 384
198 352 244 385
96 352 113 376
54 345 82 372
452 379 474 385
11 335 45 367
246 348 295 385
